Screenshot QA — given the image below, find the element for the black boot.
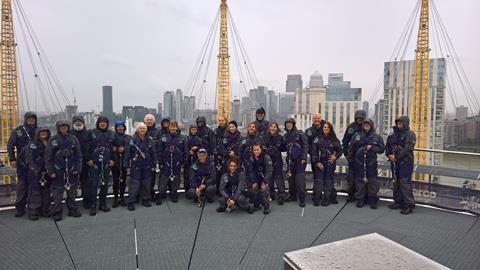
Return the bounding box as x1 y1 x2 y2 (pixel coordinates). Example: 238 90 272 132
99 204 110 212
277 196 284 206
53 213 63 221
29 213 39 221
263 207 270 215
356 201 364 208
156 198 163 205
14 209 25 218
128 204 135 211
68 210 82 218
388 203 401 210
112 199 120 208
216 206 226 213
142 200 152 207
401 207 413 215
120 198 127 206
330 197 338 204
89 207 97 216
370 202 378 209
285 195 297 202
313 201 320 207
321 200 330 207
299 200 306 208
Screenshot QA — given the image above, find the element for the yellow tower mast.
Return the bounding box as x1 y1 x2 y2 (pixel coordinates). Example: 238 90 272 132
0 0 20 160
411 0 430 175
216 0 231 119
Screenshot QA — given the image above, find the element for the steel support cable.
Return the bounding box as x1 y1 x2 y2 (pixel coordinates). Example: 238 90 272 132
228 14 248 99
197 17 218 109
228 10 258 90
365 0 419 105
399 3 419 61
14 0 68 109
432 0 480 113
15 0 71 106
230 14 255 98
186 9 220 98
393 0 420 61
15 31 30 111
430 5 458 109
13 4 54 113
13 1 61 113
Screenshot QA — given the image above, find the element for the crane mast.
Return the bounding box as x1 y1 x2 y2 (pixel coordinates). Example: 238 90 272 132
411 0 430 175
0 0 20 162
216 0 231 119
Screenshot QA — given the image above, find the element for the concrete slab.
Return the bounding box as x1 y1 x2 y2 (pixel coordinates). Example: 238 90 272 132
283 233 449 270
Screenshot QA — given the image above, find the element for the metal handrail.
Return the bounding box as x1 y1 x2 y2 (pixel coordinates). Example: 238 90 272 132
414 148 480 157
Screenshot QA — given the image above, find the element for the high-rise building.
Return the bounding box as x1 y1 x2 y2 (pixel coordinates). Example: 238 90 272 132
232 99 241 123
175 89 183 123
382 58 446 165
183 96 196 122
294 72 362 136
102 85 113 118
249 86 267 109
374 99 386 134
286 74 303 93
266 90 278 121
279 93 295 121
309 71 324 88
363 101 370 117
163 91 175 119
157 102 163 119
456 105 468 121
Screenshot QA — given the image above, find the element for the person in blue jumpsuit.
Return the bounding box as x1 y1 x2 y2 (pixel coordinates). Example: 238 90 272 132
283 118 308 207
216 157 254 214
342 109 366 202
71 115 90 209
125 123 157 211
254 107 270 136
239 122 264 165
25 127 51 220
262 122 286 205
144 114 161 201
86 116 115 215
348 119 385 209
311 122 342 206
386 116 416 215
246 143 273 214
186 149 217 204
45 121 82 221
157 121 187 205
185 125 203 191
7 112 37 217
111 120 131 208
213 116 227 193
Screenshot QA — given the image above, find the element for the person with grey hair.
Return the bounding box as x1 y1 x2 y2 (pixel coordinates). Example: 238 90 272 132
125 122 157 211
144 114 161 201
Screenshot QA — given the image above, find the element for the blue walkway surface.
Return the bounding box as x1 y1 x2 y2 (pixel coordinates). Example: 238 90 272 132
0 195 479 270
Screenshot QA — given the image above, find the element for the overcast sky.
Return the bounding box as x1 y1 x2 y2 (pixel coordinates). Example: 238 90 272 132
16 0 480 114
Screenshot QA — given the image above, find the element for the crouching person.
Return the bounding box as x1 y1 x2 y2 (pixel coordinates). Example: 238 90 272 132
246 143 272 214
25 127 52 220
125 123 156 211
186 149 216 205
217 157 253 213
45 121 82 221
349 119 385 209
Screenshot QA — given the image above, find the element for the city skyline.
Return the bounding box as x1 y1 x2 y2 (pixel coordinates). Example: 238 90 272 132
15 0 480 114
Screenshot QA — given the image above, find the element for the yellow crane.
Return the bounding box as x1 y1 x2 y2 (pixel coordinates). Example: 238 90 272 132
216 0 231 119
411 0 430 180
0 0 20 163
